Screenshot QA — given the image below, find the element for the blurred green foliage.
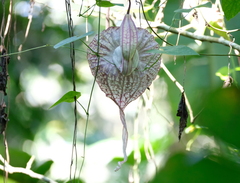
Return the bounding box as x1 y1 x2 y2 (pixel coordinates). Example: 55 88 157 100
150 86 240 182
151 152 240 183
198 87 240 148
0 0 240 183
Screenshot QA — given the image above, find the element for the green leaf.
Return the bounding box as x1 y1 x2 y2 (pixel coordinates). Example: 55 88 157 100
215 66 231 80
143 1 160 21
96 0 123 7
222 0 240 20
235 67 240 71
66 179 84 183
112 3 124 7
0 176 16 183
198 87 240 148
207 21 230 40
174 8 193 13
174 2 212 13
49 91 81 108
53 31 94 49
149 45 199 56
34 160 54 175
150 151 240 183
216 66 240 80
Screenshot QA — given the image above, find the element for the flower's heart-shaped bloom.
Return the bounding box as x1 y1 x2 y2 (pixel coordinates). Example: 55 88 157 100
87 15 161 170
88 28 161 109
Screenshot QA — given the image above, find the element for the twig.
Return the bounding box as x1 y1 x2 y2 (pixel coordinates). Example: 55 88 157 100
17 0 35 60
161 62 194 123
155 23 240 52
0 155 57 183
3 0 13 38
26 156 35 170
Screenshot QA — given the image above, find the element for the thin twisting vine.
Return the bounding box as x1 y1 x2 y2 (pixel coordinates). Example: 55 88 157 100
65 0 78 180
78 4 102 178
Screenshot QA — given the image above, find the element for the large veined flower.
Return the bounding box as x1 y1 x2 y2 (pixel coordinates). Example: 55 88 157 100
87 13 161 171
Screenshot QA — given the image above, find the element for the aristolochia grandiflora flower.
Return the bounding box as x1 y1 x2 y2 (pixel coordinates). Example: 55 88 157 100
87 12 161 171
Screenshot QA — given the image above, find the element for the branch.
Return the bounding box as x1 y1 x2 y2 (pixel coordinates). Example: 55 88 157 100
0 155 57 183
156 23 240 52
161 63 194 123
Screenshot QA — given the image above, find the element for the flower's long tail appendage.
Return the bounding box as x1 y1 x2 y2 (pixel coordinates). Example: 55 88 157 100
114 108 128 171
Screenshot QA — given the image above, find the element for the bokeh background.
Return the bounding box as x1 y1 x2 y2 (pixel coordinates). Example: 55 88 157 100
1 0 240 182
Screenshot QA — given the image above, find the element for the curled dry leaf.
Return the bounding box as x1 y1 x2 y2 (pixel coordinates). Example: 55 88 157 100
176 92 188 140
87 14 161 171
0 103 7 134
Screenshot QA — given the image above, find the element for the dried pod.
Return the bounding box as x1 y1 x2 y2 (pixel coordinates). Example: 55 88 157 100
0 103 7 134
176 92 188 140
87 14 161 170
0 46 9 95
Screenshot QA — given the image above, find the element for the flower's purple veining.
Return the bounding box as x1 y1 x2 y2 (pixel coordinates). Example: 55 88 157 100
87 14 161 171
